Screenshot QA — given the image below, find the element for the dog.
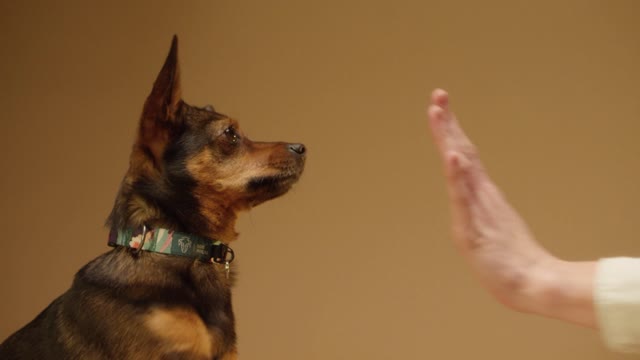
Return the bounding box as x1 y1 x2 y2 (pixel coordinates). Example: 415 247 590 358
0 35 306 359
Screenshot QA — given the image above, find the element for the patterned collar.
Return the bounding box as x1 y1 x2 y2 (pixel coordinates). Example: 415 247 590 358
108 226 235 267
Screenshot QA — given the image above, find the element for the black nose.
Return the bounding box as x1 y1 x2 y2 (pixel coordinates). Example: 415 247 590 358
288 143 306 155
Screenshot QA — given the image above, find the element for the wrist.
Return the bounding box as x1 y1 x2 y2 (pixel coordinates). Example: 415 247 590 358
527 259 597 328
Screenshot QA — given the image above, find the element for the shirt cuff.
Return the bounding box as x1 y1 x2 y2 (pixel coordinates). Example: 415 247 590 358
595 257 640 353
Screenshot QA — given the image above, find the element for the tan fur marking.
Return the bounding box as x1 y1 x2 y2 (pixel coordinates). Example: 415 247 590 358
186 145 279 191
182 128 303 241
127 194 160 226
145 307 214 358
220 350 239 360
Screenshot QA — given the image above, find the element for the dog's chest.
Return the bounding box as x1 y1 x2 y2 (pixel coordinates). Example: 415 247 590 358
145 307 217 357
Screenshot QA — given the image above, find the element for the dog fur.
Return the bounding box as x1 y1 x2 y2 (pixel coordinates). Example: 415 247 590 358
0 36 305 360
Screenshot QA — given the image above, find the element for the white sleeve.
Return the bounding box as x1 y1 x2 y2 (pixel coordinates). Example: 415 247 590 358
595 257 640 353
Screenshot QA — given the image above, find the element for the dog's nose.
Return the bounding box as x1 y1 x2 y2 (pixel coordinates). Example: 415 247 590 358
288 143 306 155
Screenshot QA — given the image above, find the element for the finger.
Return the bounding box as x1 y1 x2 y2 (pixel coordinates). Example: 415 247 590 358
431 88 450 110
427 104 449 154
427 89 450 152
427 99 477 163
430 91 485 168
447 112 478 160
445 151 476 213
446 151 501 252
447 150 508 233
445 151 479 246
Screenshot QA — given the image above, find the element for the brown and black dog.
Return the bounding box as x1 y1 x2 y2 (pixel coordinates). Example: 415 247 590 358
0 36 305 359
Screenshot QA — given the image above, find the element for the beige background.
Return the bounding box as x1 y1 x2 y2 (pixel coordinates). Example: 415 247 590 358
1 1 639 359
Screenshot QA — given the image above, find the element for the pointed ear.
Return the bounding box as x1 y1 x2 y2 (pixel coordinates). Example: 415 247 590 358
138 35 183 165
142 35 182 125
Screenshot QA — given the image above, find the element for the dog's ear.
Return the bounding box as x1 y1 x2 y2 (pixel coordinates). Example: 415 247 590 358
138 35 183 165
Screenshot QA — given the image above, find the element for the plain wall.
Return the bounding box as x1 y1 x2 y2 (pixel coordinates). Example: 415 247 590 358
1 1 639 359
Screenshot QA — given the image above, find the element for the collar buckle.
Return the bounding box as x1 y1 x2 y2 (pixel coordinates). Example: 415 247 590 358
211 242 235 265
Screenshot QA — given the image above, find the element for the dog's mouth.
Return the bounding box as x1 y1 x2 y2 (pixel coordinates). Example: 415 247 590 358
245 165 304 206
247 170 301 192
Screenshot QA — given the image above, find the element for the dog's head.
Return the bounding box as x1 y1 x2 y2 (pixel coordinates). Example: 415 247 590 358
109 36 305 240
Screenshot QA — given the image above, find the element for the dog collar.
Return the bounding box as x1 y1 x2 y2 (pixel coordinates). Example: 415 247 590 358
107 226 235 266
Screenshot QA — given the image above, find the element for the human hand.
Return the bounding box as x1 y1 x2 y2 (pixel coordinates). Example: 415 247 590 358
427 89 596 327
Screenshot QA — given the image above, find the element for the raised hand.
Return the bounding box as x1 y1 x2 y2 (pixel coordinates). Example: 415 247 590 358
427 89 596 327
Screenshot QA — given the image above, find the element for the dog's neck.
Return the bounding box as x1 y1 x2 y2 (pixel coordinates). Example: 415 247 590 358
107 178 240 244
108 226 235 265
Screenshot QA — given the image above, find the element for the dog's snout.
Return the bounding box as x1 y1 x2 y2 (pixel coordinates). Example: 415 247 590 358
288 143 306 155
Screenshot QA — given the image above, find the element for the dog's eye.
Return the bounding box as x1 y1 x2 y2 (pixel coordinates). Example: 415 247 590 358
224 127 240 144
